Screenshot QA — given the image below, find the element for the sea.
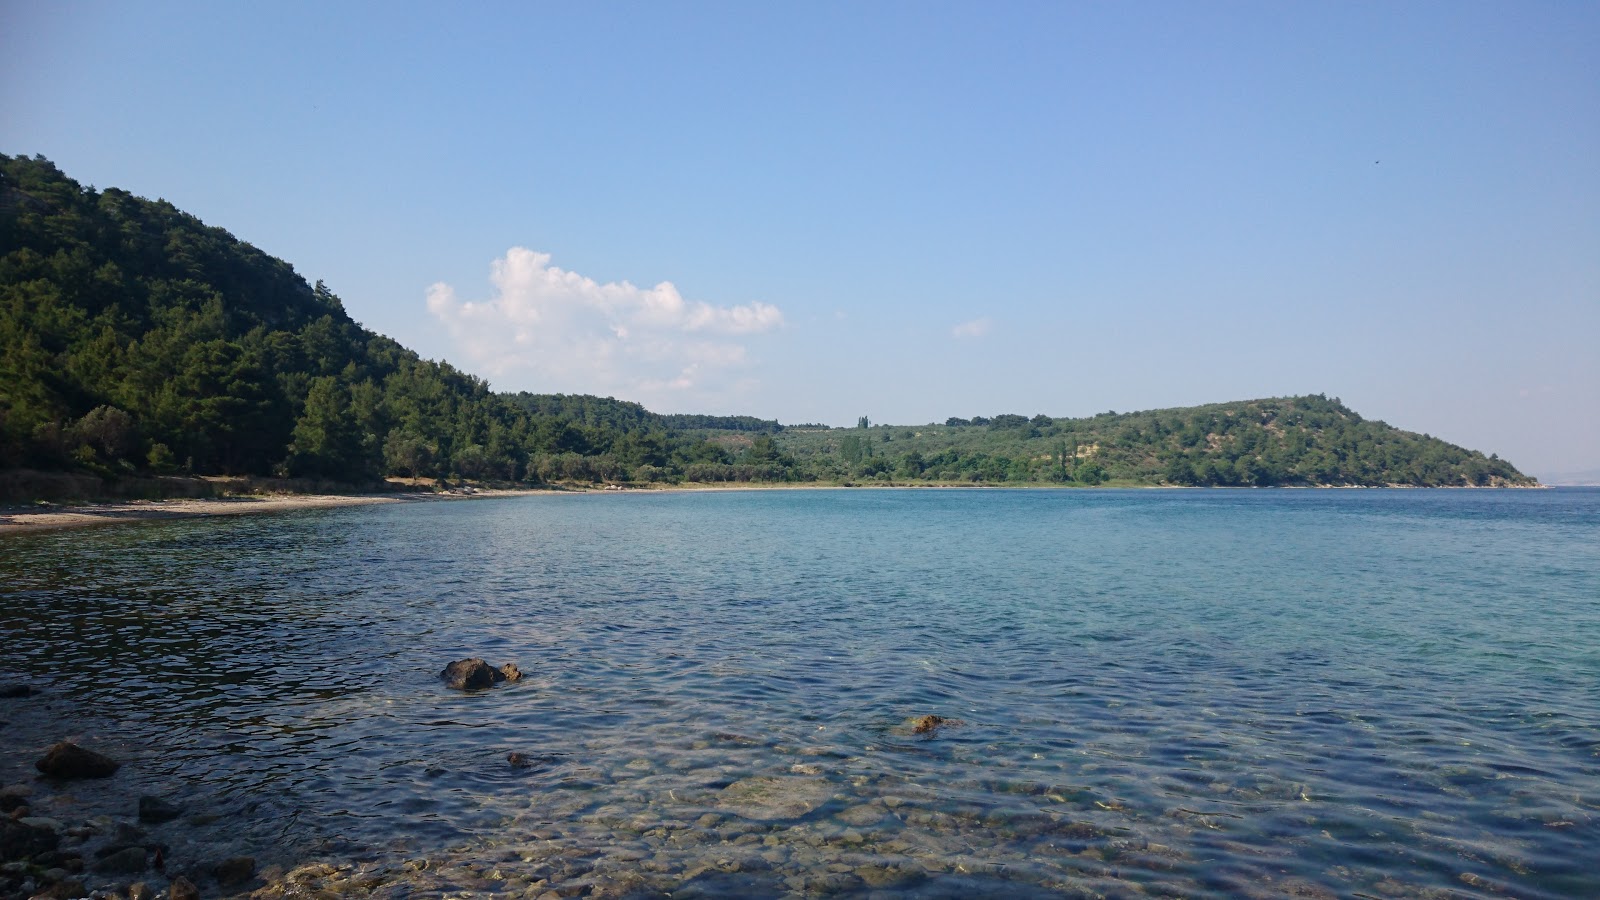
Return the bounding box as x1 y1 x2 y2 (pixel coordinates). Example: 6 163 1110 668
2 488 1597 898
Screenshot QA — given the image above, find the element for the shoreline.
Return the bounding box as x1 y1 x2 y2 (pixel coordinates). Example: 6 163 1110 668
0 488 560 536
0 480 1550 535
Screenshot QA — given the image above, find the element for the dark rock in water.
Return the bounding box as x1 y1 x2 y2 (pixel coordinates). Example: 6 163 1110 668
137 796 182 824
95 842 143 859
95 846 147 874
32 849 83 871
440 658 521 689
128 883 155 900
440 658 497 690
0 817 59 860
0 684 32 699
507 752 532 768
32 878 86 899
169 874 200 900
0 795 25 814
910 714 962 734
214 855 255 886
35 742 120 778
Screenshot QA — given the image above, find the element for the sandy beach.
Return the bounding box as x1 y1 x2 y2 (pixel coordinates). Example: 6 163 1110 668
0 489 557 535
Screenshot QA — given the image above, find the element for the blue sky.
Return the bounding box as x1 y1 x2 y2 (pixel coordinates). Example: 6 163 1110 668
4 1 1597 475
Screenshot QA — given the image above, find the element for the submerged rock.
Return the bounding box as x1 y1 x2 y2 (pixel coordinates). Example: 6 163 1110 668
31 876 86 899
0 817 59 860
35 742 120 779
137 796 182 825
95 846 147 874
0 685 32 699
0 787 27 815
214 855 255 886
440 658 522 690
168 874 200 900
910 715 961 734
716 776 835 822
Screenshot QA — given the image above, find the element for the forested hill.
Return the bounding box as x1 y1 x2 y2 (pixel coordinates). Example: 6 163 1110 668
506 393 780 435
0 153 742 484
0 154 1533 489
775 396 1534 487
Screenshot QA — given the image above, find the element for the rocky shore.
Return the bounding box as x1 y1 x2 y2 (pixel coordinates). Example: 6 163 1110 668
1 744 257 900
4 680 1480 899
5 675 1153 900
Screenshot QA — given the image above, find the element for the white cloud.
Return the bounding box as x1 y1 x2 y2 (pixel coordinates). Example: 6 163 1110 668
426 248 783 405
951 316 992 338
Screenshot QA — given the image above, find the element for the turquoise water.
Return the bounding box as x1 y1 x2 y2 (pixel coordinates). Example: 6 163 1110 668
2 489 1597 898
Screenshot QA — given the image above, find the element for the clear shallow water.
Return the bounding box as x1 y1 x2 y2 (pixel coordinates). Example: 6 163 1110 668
2 488 1598 898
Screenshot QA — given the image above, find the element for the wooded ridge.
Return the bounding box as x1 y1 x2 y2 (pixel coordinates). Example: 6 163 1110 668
0 154 1533 490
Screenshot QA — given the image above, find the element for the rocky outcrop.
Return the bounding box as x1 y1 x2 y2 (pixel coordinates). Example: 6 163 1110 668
35 742 121 778
439 658 522 690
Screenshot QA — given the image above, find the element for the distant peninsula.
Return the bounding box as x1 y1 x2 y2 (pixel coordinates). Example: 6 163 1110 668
0 154 1534 501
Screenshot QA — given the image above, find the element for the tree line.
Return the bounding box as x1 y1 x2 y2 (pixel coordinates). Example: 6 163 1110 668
0 155 789 485
1 155 1533 489
779 395 1530 487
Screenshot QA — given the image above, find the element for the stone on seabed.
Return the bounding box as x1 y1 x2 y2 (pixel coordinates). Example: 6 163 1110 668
95 846 148 874
214 855 256 886
137 795 182 824
35 742 121 779
440 658 523 690
0 817 59 859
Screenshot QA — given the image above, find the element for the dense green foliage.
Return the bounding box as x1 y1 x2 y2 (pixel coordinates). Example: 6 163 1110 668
1 154 1533 489
508 393 779 435
773 396 1533 487
0 154 747 485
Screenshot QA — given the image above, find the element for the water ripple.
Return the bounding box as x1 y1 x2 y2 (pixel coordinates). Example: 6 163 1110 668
2 489 1598 897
